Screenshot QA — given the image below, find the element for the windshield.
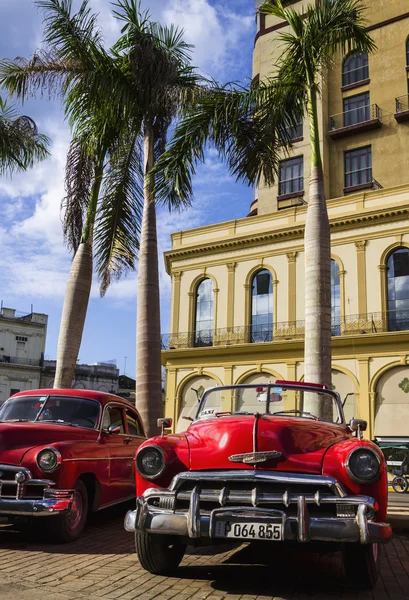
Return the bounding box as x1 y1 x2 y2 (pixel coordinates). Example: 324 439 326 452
0 395 100 429
196 384 344 424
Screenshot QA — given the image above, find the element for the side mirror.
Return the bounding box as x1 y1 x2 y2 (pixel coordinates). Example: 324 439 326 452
349 418 367 438
157 417 172 435
108 425 121 435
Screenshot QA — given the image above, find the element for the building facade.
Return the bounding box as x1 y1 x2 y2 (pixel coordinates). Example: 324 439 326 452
40 360 120 393
0 306 48 404
161 0 409 439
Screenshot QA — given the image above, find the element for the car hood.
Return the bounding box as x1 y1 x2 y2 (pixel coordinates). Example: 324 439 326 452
186 415 351 474
0 422 97 465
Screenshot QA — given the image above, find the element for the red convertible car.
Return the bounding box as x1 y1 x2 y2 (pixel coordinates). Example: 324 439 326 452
125 381 391 588
0 388 145 542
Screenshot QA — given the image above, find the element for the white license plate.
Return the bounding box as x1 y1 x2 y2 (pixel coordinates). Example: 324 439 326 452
214 520 282 540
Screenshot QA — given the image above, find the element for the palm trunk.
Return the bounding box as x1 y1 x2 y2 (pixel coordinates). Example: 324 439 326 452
135 122 163 437
303 85 332 418
54 160 104 389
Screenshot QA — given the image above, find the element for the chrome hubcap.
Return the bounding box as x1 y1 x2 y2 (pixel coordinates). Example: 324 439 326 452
67 490 83 532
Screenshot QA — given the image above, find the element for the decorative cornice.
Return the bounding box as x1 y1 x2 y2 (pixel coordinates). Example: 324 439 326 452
165 206 409 273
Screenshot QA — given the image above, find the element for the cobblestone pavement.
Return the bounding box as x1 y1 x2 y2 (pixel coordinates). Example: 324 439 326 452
0 505 408 600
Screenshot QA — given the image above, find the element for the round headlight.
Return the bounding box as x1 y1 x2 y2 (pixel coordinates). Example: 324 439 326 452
37 447 61 472
136 446 166 480
347 448 380 483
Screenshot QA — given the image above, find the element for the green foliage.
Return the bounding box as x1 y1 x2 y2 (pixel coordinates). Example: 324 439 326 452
0 0 204 295
0 96 50 175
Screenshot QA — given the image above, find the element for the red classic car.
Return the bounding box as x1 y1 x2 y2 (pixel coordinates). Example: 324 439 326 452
125 381 391 588
0 388 145 542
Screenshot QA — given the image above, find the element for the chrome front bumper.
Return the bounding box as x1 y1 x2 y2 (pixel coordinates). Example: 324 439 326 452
124 470 392 544
0 496 73 517
0 464 73 517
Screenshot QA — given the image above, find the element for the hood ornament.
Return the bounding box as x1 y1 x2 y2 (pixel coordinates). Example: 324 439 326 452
229 451 282 465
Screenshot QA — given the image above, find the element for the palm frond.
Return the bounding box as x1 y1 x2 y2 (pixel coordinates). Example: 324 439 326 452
94 128 143 296
36 0 102 60
154 80 303 207
61 138 94 253
0 97 50 175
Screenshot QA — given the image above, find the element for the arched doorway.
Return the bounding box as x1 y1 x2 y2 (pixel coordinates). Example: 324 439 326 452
331 369 357 423
375 366 409 437
177 375 217 432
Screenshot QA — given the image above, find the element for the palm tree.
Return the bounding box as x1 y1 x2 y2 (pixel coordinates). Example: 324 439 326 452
0 96 49 175
260 0 375 416
1 0 204 435
156 0 375 418
0 0 142 390
112 1 205 435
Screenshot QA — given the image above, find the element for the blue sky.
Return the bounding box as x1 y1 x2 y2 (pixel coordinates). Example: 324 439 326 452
0 0 255 378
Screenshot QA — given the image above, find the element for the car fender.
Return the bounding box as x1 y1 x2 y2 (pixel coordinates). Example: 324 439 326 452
135 434 190 495
322 439 388 522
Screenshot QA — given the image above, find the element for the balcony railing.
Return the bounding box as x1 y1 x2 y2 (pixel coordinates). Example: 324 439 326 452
161 310 409 350
0 355 42 367
329 104 381 139
395 95 409 122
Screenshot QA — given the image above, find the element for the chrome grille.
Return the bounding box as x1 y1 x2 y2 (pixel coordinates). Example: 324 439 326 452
0 464 55 500
174 481 342 516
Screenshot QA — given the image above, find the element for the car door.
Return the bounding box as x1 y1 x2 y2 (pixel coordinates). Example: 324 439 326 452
101 404 135 504
124 407 146 491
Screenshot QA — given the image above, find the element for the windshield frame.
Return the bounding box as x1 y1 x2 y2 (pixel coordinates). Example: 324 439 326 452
195 383 345 425
0 394 102 429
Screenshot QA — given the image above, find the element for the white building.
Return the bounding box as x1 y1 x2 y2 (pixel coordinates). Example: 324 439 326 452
40 360 120 393
0 306 48 404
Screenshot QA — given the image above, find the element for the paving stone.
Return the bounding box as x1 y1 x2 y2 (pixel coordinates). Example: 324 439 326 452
0 507 408 600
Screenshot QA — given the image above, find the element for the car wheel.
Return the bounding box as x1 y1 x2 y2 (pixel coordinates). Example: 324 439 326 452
50 479 88 543
392 476 408 493
135 531 186 575
342 543 380 589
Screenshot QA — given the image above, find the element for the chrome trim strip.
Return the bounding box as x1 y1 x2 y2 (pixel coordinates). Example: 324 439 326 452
169 470 341 491
63 457 130 462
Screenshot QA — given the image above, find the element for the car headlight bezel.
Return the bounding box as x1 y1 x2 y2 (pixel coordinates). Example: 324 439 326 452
136 445 166 480
36 447 62 473
346 447 380 484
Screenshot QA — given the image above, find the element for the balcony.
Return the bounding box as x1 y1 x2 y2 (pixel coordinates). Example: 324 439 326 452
329 104 382 140
394 95 409 123
161 310 409 350
0 355 42 367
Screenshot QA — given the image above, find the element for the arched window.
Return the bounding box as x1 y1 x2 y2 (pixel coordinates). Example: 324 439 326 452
387 247 409 331
406 37 409 67
331 260 341 336
250 269 273 342
194 279 214 346
342 52 369 87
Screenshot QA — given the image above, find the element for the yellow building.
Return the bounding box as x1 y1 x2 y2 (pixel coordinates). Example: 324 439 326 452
162 0 409 440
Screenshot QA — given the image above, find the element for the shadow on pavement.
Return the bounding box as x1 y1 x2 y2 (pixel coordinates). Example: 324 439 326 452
179 541 351 596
